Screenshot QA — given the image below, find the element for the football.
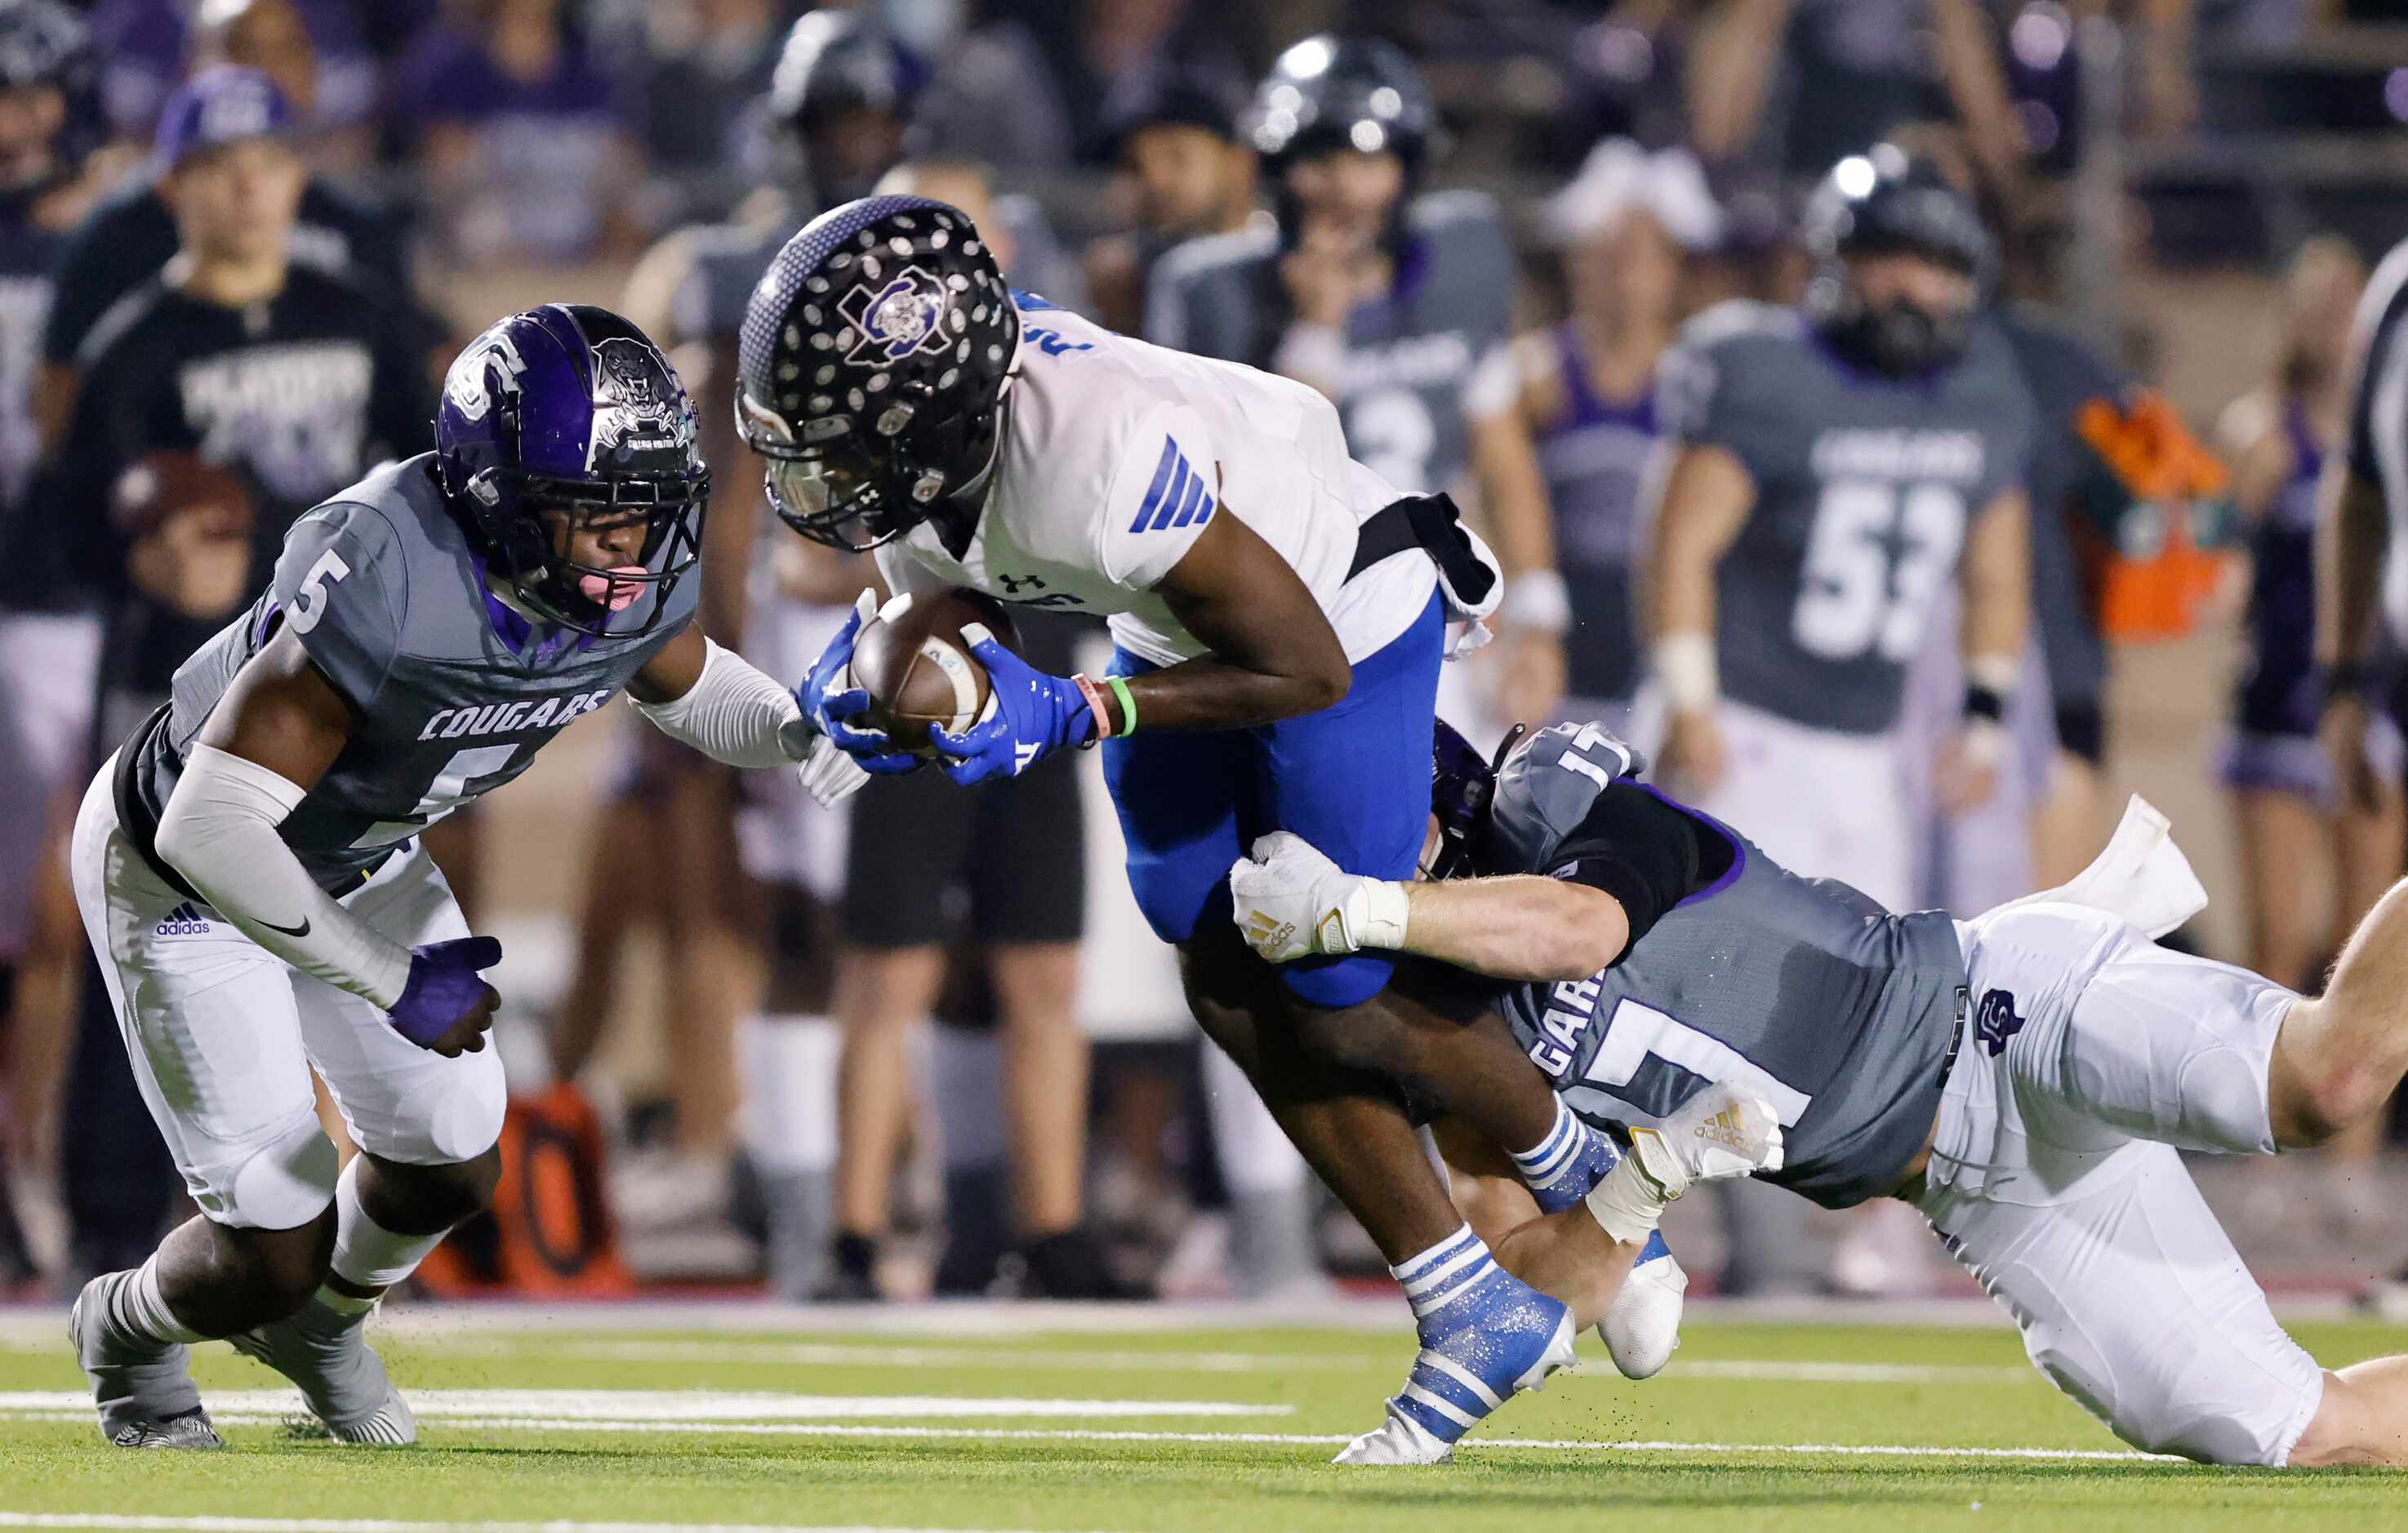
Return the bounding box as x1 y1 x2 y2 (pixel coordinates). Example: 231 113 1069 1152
850 587 1017 754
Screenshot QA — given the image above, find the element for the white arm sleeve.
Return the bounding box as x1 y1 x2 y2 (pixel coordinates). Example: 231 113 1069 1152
629 638 813 768
153 744 414 1009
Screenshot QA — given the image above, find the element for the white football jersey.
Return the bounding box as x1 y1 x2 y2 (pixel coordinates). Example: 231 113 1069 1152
875 298 1437 668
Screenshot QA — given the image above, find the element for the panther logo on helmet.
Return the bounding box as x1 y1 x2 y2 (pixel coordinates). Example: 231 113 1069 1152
840 266 950 367
587 336 692 465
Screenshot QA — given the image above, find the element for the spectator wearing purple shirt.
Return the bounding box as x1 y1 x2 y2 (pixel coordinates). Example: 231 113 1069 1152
391 0 643 267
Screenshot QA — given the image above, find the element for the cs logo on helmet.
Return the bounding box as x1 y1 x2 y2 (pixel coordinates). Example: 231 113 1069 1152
841 265 949 367
444 331 527 424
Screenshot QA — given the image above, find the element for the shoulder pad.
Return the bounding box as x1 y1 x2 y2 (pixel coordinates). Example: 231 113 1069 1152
1482 722 1647 873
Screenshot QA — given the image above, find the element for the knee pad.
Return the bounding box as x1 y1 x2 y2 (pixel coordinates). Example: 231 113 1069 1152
380 1049 509 1166
220 1115 341 1230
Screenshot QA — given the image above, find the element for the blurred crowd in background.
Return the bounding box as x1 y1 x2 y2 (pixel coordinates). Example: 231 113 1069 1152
9 0 2408 1311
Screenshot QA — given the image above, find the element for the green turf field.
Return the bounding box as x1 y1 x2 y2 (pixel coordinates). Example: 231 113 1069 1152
2 1309 2401 1531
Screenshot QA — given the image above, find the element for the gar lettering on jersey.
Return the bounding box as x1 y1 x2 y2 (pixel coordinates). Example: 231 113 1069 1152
1144 191 1517 498
1483 722 1966 1207
1658 301 2039 735
117 454 698 895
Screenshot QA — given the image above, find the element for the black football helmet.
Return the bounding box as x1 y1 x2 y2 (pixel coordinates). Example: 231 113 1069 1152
767 9 924 208
1801 145 1994 376
0 0 100 204
735 195 1021 552
1242 34 1437 251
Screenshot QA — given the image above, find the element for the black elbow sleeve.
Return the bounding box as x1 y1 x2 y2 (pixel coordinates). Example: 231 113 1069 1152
1551 786 1708 961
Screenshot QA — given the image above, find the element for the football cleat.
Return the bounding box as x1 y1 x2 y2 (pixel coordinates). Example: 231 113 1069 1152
69 1273 218 1450
1338 1233 1577 1466
1599 1231 1686 1380
228 1298 416 1446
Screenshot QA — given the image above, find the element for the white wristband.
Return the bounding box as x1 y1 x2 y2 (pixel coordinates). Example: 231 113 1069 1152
1584 1151 1672 1244
1652 632 1718 713
1498 570 1572 635
1341 878 1412 953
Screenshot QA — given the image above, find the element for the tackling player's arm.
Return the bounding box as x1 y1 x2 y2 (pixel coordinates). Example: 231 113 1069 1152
1645 442 1756 791
625 618 870 806
1231 783 1701 982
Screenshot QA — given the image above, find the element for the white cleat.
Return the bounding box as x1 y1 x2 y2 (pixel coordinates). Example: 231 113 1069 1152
1333 1401 1457 1466
1600 1248 1688 1380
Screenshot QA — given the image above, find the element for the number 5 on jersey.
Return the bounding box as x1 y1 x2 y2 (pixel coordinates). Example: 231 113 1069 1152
287 549 352 634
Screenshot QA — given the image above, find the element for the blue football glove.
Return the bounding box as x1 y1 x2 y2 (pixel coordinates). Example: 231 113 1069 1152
928 623 1096 784
796 589 920 776
387 935 502 1052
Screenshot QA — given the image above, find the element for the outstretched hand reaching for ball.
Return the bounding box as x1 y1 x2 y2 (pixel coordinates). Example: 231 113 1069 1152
928 624 1097 784
797 589 922 785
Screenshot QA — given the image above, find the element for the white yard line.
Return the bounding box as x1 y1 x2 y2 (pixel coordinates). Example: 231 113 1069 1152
262 1338 2029 1387
0 1517 1119 1533
402 1340 1373 1374
0 1410 2165 1461
0 1390 1289 1421
1649 1360 2036 1385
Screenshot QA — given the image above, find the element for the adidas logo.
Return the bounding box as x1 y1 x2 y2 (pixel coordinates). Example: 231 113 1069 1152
154 902 211 937
1690 1106 1751 1153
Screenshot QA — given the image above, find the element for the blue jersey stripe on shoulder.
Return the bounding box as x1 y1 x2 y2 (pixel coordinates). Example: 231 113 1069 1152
1151 455 1192 531
1194 494 1215 527
1168 468 1208 528
1131 438 1180 532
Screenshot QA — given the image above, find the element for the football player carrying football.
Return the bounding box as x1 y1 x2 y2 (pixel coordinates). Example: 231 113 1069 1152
67 305 848 1448
739 194 1678 1454
1234 722 2408 1469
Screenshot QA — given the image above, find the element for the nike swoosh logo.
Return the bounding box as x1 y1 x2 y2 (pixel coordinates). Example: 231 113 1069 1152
257 916 311 938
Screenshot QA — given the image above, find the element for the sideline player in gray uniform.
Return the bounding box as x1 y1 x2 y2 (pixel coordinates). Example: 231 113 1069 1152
1234 718 2408 1468
65 304 856 1449
1645 145 2036 911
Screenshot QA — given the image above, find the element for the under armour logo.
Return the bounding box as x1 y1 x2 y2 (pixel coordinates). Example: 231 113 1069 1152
1975 988 2026 1057
1013 741 1041 775
995 572 1047 595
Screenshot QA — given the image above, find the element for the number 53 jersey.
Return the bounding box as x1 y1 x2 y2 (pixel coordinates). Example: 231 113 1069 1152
1658 301 2038 735
1482 723 1970 1209
114 453 697 896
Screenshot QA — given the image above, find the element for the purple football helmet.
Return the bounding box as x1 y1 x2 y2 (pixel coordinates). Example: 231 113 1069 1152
435 304 708 638
1427 718 1528 881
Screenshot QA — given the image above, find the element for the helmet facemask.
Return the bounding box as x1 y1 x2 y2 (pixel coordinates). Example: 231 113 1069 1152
464 463 708 638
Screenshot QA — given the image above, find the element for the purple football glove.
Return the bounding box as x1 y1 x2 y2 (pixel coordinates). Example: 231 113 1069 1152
797 589 921 775
928 624 1096 784
387 935 503 1049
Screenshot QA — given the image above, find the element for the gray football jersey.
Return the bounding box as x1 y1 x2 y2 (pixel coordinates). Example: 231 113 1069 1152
122 454 699 893
1146 191 1516 495
1658 301 2038 735
1485 722 1967 1208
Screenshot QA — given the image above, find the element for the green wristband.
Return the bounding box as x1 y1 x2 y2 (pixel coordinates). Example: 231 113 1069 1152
1106 675 1138 737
